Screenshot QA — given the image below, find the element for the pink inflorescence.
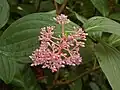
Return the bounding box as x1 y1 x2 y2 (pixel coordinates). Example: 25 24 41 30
54 14 70 24
30 14 88 72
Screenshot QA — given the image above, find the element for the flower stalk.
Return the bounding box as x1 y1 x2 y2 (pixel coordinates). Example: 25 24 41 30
62 23 65 37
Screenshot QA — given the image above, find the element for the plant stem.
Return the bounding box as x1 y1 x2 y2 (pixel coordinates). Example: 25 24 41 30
54 70 60 84
58 0 68 14
53 0 68 15
47 66 100 89
36 0 42 12
53 0 59 15
93 58 97 69
69 66 100 83
62 24 65 37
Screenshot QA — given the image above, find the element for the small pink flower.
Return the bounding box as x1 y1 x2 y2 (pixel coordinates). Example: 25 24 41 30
30 42 65 72
54 14 70 24
39 26 55 41
65 55 82 66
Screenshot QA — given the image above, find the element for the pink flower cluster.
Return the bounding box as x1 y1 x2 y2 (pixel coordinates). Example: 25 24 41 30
54 14 70 24
30 14 88 72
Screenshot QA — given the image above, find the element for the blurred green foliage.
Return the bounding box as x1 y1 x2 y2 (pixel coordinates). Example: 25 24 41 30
0 0 120 90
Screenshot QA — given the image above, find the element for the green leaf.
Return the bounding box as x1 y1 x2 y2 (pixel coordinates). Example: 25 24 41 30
8 0 17 5
83 16 120 36
77 0 95 18
18 4 36 14
40 0 54 12
68 69 82 90
0 31 3 36
12 67 41 90
0 0 9 29
44 69 54 85
88 31 102 42
89 82 100 90
66 7 87 24
115 0 119 4
75 12 87 24
90 0 109 16
108 34 120 47
0 13 77 83
70 79 82 90
95 41 120 90
80 46 94 63
0 53 16 83
109 13 120 21
55 0 64 4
